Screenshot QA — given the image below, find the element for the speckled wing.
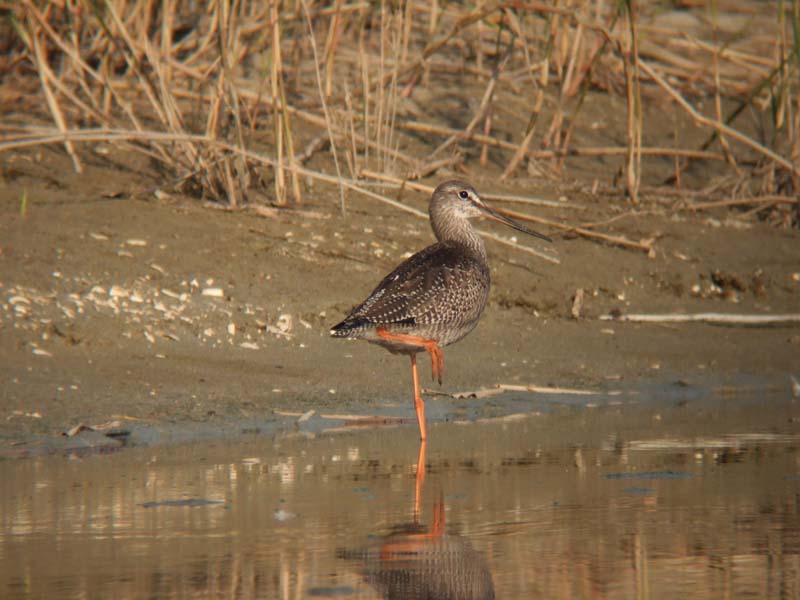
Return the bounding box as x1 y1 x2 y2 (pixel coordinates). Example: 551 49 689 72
331 242 490 336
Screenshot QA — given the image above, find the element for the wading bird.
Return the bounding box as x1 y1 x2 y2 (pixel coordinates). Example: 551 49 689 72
331 180 551 440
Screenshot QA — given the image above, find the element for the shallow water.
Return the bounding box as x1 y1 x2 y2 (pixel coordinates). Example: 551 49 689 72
2 387 799 599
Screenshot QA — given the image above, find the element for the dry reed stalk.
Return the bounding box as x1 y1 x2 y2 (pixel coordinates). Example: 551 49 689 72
357 11 371 167
485 190 585 209
141 7 207 187
322 0 345 98
621 0 641 203
281 9 307 200
283 1 370 22
217 0 252 207
500 90 543 179
270 0 286 205
302 0 347 213
560 19 584 102
475 14 484 74
405 156 463 180
401 0 414 67
550 19 585 174
375 1 387 170
709 2 739 175
422 0 440 87
671 36 775 73
539 11 562 152
579 208 658 229
480 108 492 167
497 383 614 395
671 120 681 188
367 1 404 173
778 0 799 192
342 83 358 176
22 17 83 173
384 14 402 174
495 204 653 252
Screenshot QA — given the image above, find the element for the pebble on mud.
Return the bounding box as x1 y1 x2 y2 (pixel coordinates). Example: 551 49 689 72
202 287 224 298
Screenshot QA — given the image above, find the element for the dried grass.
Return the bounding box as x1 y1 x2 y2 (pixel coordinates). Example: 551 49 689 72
1 0 798 225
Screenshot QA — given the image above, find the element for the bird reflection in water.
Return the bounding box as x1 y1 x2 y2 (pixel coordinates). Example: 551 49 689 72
340 442 495 600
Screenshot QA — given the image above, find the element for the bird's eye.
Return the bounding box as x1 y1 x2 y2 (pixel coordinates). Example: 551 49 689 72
459 190 469 199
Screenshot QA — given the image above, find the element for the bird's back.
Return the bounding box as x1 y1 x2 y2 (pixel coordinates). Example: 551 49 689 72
331 241 490 349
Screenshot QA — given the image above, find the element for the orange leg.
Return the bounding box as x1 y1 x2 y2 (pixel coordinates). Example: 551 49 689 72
413 439 427 521
375 327 445 384
410 354 427 441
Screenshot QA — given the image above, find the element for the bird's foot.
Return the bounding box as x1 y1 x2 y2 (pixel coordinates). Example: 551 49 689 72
423 341 444 386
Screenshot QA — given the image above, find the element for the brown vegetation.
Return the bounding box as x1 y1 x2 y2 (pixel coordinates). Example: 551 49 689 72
1 0 798 224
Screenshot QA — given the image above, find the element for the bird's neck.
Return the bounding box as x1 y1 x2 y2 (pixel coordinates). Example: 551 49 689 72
432 217 487 260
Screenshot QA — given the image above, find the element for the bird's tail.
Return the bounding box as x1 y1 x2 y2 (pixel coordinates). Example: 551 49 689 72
330 316 370 338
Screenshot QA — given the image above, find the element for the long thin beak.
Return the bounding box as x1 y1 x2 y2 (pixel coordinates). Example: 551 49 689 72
476 201 552 243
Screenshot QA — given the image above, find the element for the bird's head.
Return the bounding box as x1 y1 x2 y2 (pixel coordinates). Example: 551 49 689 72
430 180 551 242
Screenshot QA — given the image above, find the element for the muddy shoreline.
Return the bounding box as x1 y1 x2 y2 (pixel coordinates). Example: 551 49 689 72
1 150 799 450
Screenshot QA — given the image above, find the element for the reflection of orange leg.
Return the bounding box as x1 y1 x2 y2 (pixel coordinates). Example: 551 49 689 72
376 327 444 384
431 493 445 537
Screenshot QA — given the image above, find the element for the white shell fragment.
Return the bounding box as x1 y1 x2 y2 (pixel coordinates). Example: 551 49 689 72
109 286 129 298
277 313 293 333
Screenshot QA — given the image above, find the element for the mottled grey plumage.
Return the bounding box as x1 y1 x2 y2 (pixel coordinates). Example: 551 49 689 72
331 180 547 354
330 240 490 353
330 179 550 440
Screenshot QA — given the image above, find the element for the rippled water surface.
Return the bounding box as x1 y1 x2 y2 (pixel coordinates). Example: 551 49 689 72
2 387 799 599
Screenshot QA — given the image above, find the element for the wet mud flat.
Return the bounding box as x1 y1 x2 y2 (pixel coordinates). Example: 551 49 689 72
1 384 799 599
